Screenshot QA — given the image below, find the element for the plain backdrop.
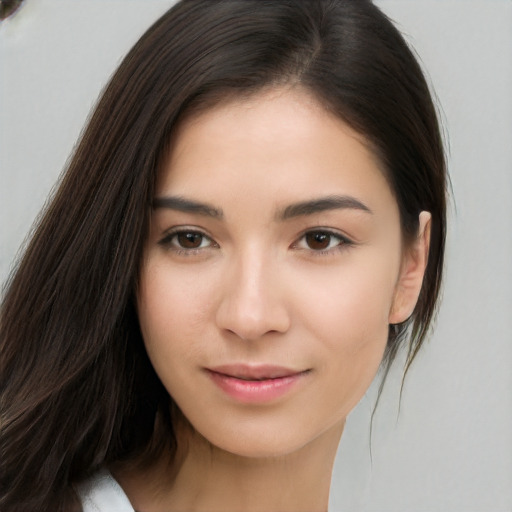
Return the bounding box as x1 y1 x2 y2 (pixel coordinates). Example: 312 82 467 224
1 1 511 511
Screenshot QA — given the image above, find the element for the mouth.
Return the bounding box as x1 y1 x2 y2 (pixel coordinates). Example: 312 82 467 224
207 363 309 380
205 364 311 403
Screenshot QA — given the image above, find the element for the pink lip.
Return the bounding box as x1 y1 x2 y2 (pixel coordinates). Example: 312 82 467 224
206 364 310 403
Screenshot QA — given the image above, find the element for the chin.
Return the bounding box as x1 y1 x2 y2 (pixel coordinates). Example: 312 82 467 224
184 411 345 461
219 438 304 459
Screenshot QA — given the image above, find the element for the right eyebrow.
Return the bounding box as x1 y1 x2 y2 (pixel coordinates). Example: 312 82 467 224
152 196 224 219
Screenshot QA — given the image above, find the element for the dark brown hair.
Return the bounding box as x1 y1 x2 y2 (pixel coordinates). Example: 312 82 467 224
0 1 446 510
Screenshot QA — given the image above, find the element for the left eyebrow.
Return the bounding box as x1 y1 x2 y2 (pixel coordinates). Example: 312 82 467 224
277 195 373 220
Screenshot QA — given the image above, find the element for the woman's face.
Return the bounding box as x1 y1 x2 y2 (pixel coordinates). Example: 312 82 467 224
138 87 425 457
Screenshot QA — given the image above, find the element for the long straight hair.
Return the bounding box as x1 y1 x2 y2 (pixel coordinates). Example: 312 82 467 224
0 1 446 510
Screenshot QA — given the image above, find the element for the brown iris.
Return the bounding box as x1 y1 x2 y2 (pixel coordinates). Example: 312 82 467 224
177 232 203 248
305 232 333 250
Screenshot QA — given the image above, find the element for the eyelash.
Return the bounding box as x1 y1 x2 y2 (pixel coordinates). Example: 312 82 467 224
158 228 353 256
158 228 217 256
291 229 353 255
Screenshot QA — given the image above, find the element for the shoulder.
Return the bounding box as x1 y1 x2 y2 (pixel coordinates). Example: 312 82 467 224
75 469 135 512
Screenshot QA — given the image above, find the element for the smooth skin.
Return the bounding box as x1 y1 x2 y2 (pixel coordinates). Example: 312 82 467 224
115 87 431 512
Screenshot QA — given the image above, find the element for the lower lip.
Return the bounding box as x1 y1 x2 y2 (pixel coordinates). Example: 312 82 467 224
207 370 309 403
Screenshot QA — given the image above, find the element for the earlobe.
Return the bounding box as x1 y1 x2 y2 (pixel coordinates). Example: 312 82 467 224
389 211 431 324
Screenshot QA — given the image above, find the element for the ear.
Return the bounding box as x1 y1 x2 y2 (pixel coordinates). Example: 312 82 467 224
389 211 431 324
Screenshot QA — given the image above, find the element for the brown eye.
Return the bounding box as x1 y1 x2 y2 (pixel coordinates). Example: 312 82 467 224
305 232 332 250
158 229 215 251
294 230 351 254
176 232 204 248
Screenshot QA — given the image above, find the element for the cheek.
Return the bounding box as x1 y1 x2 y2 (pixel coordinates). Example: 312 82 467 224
136 260 216 374
289 254 398 411
293 254 398 348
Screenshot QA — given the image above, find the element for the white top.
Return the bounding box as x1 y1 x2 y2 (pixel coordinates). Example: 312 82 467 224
76 469 135 512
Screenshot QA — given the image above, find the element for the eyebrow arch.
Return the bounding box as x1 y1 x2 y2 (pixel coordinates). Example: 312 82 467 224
278 195 373 220
152 196 224 219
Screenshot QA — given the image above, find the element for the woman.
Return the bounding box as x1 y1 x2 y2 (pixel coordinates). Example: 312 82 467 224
0 1 446 511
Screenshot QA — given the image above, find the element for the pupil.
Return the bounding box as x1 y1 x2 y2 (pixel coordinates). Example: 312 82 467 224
306 232 330 250
178 232 202 248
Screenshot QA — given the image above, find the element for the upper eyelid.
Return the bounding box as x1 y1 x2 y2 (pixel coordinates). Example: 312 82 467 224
159 225 213 238
294 228 353 244
158 227 216 246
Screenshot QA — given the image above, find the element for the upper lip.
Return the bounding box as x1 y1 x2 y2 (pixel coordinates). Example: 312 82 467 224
206 364 307 380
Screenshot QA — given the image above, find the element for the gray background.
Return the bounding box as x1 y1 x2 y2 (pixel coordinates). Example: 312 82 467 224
1 1 511 511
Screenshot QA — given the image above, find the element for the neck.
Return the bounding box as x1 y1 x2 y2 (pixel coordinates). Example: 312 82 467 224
116 420 344 512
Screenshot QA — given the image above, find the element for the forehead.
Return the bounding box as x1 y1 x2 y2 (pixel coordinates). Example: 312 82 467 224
157 87 396 218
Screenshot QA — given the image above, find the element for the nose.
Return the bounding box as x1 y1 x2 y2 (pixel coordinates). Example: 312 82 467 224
215 249 291 341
